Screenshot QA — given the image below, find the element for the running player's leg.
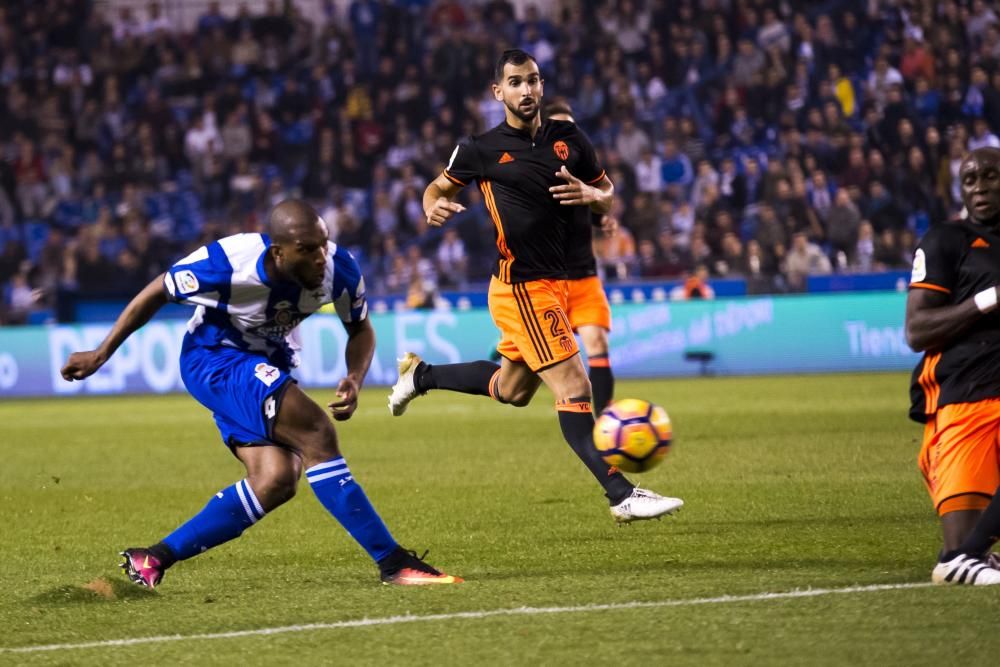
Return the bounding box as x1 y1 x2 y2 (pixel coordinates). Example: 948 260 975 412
389 276 543 415
536 353 633 505
567 276 615 415
121 351 296 588
577 324 613 415
274 383 460 584
514 279 682 520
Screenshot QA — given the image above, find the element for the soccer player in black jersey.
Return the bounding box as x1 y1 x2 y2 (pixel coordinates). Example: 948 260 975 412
388 50 683 523
906 146 1000 585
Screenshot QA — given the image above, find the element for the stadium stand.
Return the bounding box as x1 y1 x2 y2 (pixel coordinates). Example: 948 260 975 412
1 0 998 323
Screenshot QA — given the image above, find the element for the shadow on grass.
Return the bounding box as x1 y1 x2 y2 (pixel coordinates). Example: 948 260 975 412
27 577 157 606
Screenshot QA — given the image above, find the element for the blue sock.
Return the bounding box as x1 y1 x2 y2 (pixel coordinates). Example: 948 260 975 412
306 457 398 562
162 479 265 561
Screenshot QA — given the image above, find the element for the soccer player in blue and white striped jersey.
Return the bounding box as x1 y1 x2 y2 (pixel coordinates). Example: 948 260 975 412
61 199 461 587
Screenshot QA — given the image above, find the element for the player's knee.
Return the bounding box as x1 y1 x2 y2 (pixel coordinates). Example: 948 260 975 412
563 379 592 402
583 338 608 358
504 383 539 407
507 392 533 407
249 469 298 509
293 419 341 460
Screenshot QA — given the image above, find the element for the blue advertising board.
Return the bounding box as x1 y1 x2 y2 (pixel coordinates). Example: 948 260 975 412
0 292 919 398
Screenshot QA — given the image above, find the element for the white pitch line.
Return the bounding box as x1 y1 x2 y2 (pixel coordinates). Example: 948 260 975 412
1 582 933 654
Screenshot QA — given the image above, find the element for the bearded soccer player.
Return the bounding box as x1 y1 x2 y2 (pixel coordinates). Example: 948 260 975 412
62 199 460 587
388 49 682 523
906 146 1000 585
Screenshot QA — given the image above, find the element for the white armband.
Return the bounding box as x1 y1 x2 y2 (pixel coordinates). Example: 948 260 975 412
974 287 998 313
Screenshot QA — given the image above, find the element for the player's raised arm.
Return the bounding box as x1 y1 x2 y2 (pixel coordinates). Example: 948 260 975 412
423 172 466 227
61 273 169 381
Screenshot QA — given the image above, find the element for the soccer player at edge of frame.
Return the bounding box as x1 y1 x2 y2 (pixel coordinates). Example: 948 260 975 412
60 199 462 588
388 49 683 524
906 146 1000 585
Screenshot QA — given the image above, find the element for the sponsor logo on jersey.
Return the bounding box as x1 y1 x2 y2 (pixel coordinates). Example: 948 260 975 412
972 237 991 248
254 363 281 387
175 270 199 295
553 141 569 161
498 152 515 164
910 248 927 283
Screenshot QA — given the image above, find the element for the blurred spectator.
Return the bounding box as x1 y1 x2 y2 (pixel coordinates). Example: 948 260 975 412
827 189 863 270
594 211 636 281
2 0 1000 324
784 231 832 291
670 265 715 300
436 227 468 289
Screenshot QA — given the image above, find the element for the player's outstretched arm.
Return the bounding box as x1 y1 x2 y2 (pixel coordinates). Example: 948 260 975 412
423 173 466 227
328 318 376 421
61 274 169 381
549 167 614 215
905 286 995 352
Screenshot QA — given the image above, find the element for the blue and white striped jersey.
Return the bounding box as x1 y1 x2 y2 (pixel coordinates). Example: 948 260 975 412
163 233 367 369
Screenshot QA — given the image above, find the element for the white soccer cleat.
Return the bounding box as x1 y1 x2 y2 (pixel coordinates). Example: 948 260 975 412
388 352 423 416
932 554 1000 585
610 487 684 524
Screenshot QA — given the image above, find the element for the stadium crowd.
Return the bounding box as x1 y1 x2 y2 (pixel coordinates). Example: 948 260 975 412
1 0 999 323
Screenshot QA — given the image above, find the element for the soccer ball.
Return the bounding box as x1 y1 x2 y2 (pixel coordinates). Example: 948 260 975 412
593 398 672 473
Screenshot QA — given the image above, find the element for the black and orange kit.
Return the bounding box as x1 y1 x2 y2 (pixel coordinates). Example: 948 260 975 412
909 221 1000 515
443 119 606 370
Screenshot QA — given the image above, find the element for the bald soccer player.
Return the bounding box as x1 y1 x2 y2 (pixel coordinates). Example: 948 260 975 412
62 199 461 588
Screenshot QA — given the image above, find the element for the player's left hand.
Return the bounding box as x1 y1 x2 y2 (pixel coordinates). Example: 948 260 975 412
550 165 598 206
329 376 360 421
61 350 106 381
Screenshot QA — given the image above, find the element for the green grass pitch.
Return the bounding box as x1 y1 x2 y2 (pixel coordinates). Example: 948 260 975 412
2 372 1000 665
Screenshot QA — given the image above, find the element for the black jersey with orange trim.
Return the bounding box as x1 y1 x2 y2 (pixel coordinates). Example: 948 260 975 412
565 210 600 279
908 220 1000 422
442 119 606 283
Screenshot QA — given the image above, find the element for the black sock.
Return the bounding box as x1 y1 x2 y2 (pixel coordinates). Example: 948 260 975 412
588 355 614 415
148 542 177 568
376 545 406 573
957 488 1000 557
415 361 500 395
557 398 634 505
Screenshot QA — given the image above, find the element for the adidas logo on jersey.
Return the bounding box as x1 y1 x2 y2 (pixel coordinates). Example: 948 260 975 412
972 237 991 248
498 152 515 164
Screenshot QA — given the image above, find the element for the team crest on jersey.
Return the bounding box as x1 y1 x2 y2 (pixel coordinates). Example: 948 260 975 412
553 141 569 161
273 301 294 326
254 363 280 386
175 270 199 295
910 248 927 283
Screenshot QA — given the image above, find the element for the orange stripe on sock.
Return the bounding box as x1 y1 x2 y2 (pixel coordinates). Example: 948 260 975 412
488 369 502 402
556 400 592 413
588 357 610 368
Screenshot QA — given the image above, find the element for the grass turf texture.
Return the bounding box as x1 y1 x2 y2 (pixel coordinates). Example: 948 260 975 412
2 372 999 665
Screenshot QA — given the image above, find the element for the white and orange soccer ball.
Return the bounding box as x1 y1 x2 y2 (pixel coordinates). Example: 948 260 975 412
593 398 673 473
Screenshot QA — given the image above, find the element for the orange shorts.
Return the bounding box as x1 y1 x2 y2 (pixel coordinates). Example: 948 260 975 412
566 276 612 332
488 276 579 371
919 398 1000 515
